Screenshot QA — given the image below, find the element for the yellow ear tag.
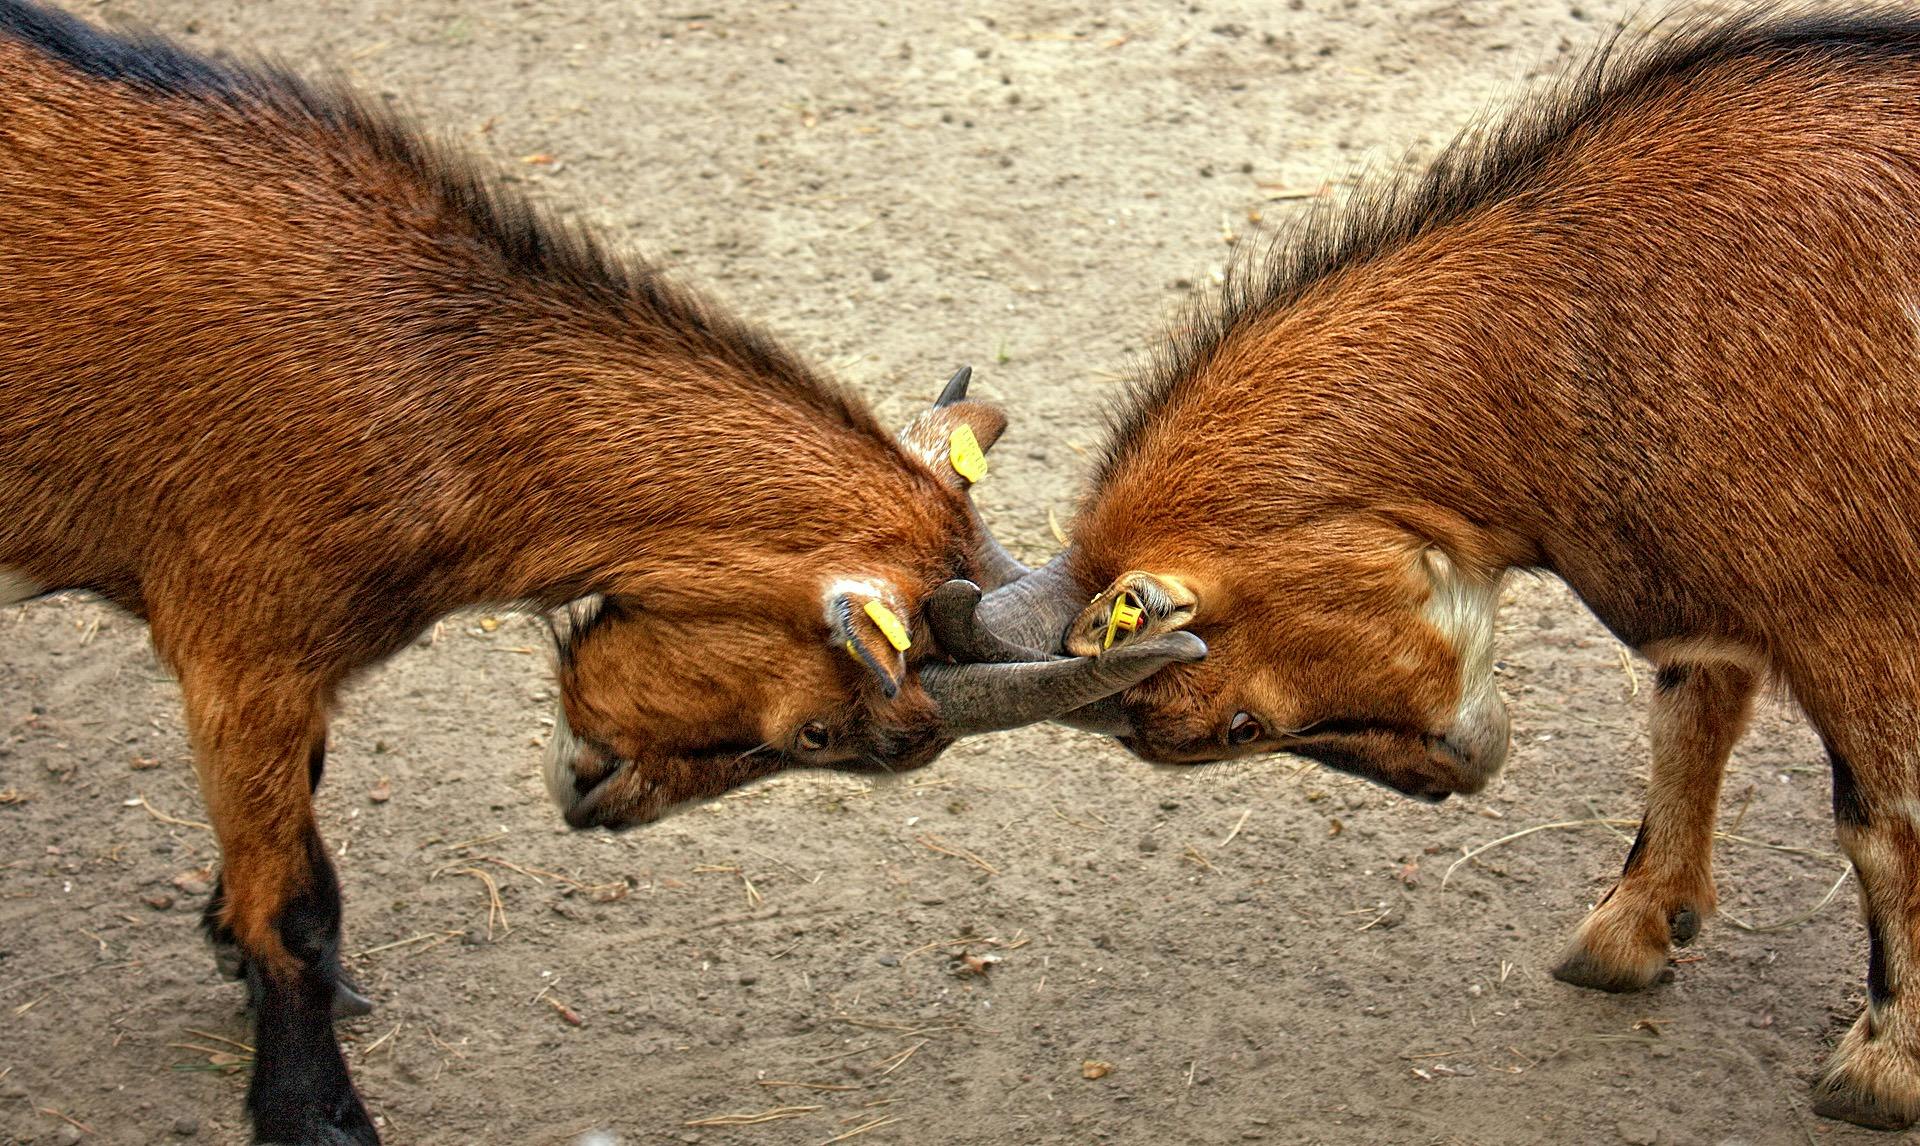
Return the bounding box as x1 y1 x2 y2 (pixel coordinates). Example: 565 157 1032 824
863 600 913 652
1104 592 1146 650
949 425 988 484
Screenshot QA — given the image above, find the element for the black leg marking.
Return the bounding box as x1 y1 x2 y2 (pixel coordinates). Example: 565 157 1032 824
1620 825 1649 876
245 831 378 1145
1831 750 1871 829
208 738 370 1019
1654 664 1690 693
1868 913 1893 1009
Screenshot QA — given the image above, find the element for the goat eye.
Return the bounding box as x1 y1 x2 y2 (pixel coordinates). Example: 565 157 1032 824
1228 712 1262 745
796 722 830 752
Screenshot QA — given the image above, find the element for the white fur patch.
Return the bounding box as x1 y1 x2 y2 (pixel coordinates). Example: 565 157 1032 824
542 697 583 812
1421 550 1500 683
1421 549 1507 747
821 577 893 628
0 568 44 607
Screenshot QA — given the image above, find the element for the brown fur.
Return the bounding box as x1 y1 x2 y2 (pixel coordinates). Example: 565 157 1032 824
0 4 1002 1141
1067 8 1920 1129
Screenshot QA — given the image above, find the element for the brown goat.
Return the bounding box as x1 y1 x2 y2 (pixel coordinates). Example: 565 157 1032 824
0 3 1199 1142
965 9 1920 1131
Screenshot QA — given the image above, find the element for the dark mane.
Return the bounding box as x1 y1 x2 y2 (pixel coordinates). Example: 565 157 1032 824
0 0 860 424
1096 4 1920 484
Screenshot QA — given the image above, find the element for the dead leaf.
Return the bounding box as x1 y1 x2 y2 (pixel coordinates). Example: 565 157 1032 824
1081 1060 1111 1080
1327 818 1343 838
369 778 392 804
948 951 1002 978
172 867 214 896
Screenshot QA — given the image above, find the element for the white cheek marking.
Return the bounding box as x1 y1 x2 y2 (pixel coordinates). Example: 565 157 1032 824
542 697 582 812
821 577 894 627
0 568 45 607
1422 550 1500 684
1421 549 1505 736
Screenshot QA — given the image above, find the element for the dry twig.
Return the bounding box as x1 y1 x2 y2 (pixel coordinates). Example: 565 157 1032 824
916 833 997 876
684 1105 821 1127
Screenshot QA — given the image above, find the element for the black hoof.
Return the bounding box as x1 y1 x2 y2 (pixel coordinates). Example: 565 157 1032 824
255 1120 380 1145
1550 945 1664 994
1812 1085 1918 1131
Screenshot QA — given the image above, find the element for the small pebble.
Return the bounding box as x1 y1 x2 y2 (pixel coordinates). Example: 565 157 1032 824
54 1125 83 1146
145 892 176 911
876 954 899 967
171 1116 200 1137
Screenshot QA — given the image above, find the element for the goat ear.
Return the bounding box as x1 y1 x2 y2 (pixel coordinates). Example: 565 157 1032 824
897 366 1009 490
825 582 913 698
1063 570 1200 658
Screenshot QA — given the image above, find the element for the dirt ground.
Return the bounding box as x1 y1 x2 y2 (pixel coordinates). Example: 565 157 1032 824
0 1 1885 1143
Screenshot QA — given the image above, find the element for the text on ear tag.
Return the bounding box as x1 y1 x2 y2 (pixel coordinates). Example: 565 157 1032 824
863 600 913 652
1104 592 1145 650
949 425 988 484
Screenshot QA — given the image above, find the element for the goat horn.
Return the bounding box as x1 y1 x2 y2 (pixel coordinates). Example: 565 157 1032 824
934 364 972 408
924 579 1040 663
921 630 1206 738
969 549 1086 652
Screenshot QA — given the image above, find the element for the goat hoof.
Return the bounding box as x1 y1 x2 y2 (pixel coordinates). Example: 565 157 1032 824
258 1130 379 1146
1812 1016 1920 1130
1551 911 1669 993
1550 942 1666 993
332 975 375 1019
1812 1086 1917 1132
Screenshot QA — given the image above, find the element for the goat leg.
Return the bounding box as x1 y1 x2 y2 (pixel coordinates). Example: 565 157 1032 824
1552 660 1755 992
181 665 378 1145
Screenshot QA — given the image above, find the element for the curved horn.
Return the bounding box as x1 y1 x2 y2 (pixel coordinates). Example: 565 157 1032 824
923 579 1042 664
921 631 1207 738
935 364 972 407
968 512 1034 591
970 550 1087 653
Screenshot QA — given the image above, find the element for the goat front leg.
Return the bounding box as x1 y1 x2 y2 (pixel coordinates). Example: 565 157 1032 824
1810 737 1920 1130
1553 660 1757 992
182 667 377 1145
204 736 373 1019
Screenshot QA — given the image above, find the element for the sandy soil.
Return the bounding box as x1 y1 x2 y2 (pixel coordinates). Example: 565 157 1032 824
0 1 1882 1144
